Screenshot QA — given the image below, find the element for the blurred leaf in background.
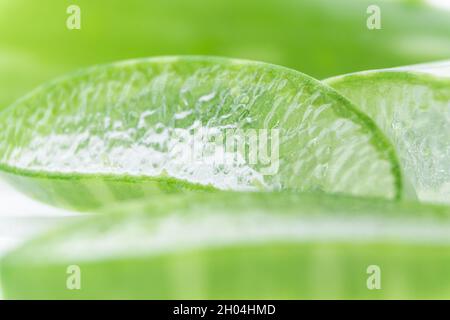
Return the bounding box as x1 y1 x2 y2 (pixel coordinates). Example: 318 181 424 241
0 0 449 109
2 192 450 299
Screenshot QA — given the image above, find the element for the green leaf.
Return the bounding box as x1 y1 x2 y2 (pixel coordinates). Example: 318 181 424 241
0 57 403 210
2 192 449 299
326 61 450 204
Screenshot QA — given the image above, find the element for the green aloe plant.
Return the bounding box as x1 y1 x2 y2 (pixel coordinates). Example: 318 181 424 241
0 57 403 211
326 61 450 204
0 54 449 299
1 0 450 298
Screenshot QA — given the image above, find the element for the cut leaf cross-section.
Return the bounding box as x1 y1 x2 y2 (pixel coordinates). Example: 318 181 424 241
0 56 402 209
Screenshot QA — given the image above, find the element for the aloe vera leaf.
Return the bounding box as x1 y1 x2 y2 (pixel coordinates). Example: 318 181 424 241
0 57 403 210
325 61 450 204
1 0 450 109
1 192 449 299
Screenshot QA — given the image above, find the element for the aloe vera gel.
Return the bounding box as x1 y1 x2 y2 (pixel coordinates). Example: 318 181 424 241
0 1 449 299
0 57 402 211
326 62 450 204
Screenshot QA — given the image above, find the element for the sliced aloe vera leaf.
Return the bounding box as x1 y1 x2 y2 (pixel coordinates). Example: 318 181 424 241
1 192 449 299
0 57 402 210
325 61 450 204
